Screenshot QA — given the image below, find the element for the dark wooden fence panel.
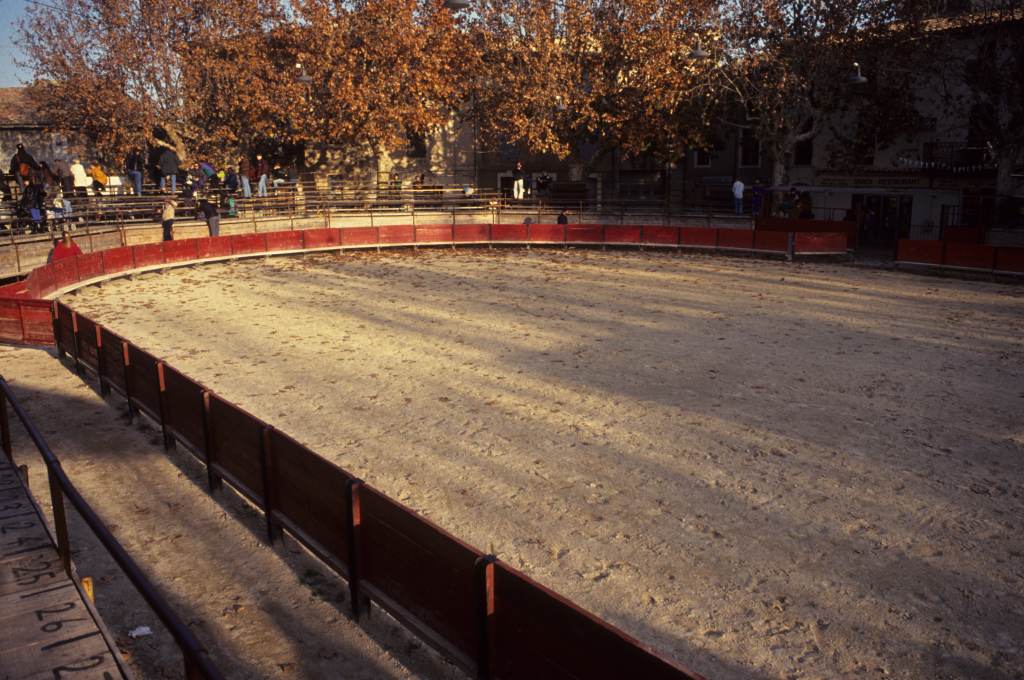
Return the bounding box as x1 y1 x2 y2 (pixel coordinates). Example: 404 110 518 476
75 314 100 372
126 345 161 418
268 429 354 568
162 366 207 454
360 486 483 670
208 395 265 502
55 302 75 356
491 563 702 680
99 327 127 393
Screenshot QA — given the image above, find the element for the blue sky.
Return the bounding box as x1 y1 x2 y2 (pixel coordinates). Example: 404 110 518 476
0 0 31 87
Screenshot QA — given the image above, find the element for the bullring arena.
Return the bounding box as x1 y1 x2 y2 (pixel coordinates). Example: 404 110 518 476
1 219 1022 680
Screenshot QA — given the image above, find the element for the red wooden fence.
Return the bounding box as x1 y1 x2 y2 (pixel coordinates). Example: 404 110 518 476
1 224 851 347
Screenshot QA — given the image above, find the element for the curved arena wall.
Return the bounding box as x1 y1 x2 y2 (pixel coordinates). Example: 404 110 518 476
0 222 850 346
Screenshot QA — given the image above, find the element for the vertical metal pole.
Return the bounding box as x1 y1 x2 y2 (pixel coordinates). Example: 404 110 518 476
787 232 796 262
47 463 72 577
347 478 365 621
70 311 82 375
0 390 12 463
259 426 279 544
51 302 63 361
122 341 136 423
201 392 221 492
156 362 173 450
96 326 109 396
475 555 497 680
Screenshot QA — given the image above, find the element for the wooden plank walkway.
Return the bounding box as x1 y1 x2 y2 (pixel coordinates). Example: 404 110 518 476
0 455 127 680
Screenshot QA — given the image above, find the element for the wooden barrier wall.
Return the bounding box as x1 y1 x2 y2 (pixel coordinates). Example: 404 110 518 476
897 239 1024 275
51 300 708 680
0 223 851 347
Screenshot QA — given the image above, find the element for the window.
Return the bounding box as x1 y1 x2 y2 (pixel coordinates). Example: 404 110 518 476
740 128 760 167
694 149 711 167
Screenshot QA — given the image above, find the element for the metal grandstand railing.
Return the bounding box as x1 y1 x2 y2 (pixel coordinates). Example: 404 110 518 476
0 376 225 680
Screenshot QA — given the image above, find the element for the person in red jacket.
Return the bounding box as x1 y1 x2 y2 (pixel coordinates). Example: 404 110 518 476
48 231 82 262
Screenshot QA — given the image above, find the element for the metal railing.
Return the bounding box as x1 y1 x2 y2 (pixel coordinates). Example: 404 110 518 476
0 375 224 680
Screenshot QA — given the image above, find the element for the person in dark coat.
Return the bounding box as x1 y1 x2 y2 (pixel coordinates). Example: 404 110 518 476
197 196 220 237
158 148 180 193
9 144 40 192
125 148 145 196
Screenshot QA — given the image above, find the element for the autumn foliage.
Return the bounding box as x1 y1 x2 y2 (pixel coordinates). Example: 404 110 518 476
18 0 950 174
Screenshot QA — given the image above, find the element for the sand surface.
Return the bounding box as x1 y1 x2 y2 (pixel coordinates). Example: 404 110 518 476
0 346 463 680
33 249 1024 678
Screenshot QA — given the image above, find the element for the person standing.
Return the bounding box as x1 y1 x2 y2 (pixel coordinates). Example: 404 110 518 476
197 196 220 237
70 159 90 197
51 157 74 195
48 231 82 263
161 196 177 240
255 154 270 197
89 162 109 195
557 209 569 225
125 148 145 196
732 177 745 215
512 161 526 200
9 144 40 192
158 147 180 193
238 156 252 198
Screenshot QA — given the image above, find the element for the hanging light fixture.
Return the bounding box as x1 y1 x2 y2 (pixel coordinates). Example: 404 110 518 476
689 39 710 60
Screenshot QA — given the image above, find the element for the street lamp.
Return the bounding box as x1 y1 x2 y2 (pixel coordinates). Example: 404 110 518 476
295 62 313 84
689 40 710 60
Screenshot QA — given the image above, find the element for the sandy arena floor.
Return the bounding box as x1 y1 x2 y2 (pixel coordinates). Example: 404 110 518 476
27 249 1024 679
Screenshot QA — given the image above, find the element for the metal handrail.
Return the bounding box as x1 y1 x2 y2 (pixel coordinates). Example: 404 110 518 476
0 375 224 680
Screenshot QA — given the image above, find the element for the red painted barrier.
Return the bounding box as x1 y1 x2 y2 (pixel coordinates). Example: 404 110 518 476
643 226 679 245
943 243 996 270
379 225 415 244
265 230 304 252
757 216 857 249
716 229 754 250
897 240 943 265
605 225 642 244
754 231 788 252
164 238 199 264
231 233 267 255
529 223 565 242
995 247 1024 273
794 233 847 253
102 247 135 275
415 224 454 243
133 242 166 268
0 300 22 343
19 300 53 345
491 223 528 241
453 224 489 242
51 257 79 290
77 252 105 281
340 226 378 246
681 227 717 247
195 235 233 259
302 228 342 249
566 224 604 242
